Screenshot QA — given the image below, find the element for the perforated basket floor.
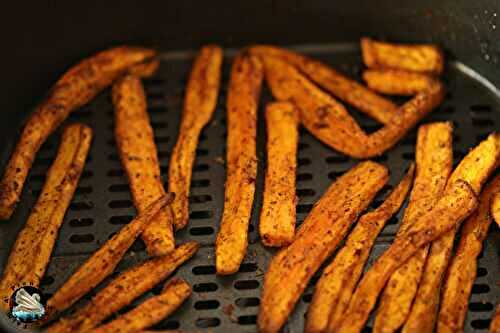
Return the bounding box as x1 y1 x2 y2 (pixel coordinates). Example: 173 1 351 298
0 44 498 333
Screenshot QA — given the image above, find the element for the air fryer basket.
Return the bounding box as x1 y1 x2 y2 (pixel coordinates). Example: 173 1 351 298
0 1 498 332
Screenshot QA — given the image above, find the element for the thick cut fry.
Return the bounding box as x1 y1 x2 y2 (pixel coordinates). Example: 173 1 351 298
361 38 444 74
0 124 92 311
337 180 478 333
129 58 160 78
46 194 174 317
304 165 414 333
0 46 156 220
259 102 299 247
403 133 500 333
215 53 263 275
491 305 500 333
437 175 500 333
363 69 438 96
492 191 500 227
258 161 389 333
45 241 199 333
169 45 223 230
250 45 398 124
113 75 174 256
373 122 453 333
89 278 191 333
261 55 445 158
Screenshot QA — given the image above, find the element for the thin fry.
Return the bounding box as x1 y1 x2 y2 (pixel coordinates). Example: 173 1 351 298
89 278 191 333
250 45 398 124
373 122 453 333
491 305 500 333
305 165 414 333
403 133 500 333
215 53 263 275
45 241 199 333
363 69 439 96
492 190 500 227
437 175 500 333
169 45 223 230
113 75 174 256
258 161 389 333
128 58 160 78
261 55 445 158
0 46 156 220
361 37 444 74
46 194 174 317
0 124 92 311
259 102 299 247
337 180 478 333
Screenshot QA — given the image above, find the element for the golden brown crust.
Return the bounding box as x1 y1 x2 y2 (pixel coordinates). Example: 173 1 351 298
361 38 444 74
491 305 500 333
45 241 199 333
250 45 398 124
113 75 174 256
46 195 174 317
89 278 191 333
373 122 453 333
128 58 160 78
403 133 500 333
337 180 478 333
437 176 500 333
259 102 299 247
169 45 223 230
363 69 439 96
0 124 92 312
304 165 414 333
0 46 156 220
258 161 389 333
215 53 263 275
493 191 500 227
261 55 445 158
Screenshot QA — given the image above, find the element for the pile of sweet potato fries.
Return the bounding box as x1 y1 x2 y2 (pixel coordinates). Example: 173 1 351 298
0 38 498 333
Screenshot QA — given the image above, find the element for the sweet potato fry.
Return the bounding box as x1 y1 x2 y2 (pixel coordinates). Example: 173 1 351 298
304 164 414 333
258 161 389 333
373 122 453 333
46 194 174 317
363 69 439 96
215 53 263 275
169 45 223 230
361 38 444 74
89 278 191 333
337 180 478 333
250 45 398 124
113 75 175 256
491 305 500 333
128 58 160 78
259 102 299 247
0 124 92 311
403 133 500 333
492 191 500 227
436 175 500 333
261 55 445 158
0 46 156 220
45 241 199 333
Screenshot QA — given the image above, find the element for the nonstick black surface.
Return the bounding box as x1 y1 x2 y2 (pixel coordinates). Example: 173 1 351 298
0 44 498 332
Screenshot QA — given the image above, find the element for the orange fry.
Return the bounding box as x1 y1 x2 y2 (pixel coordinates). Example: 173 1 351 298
363 69 439 96
250 45 398 124
259 101 299 247
361 37 444 74
258 161 389 333
491 305 500 333
261 55 445 158
492 190 500 227
169 45 223 230
215 53 263 275
0 46 156 219
305 165 414 333
437 175 500 333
